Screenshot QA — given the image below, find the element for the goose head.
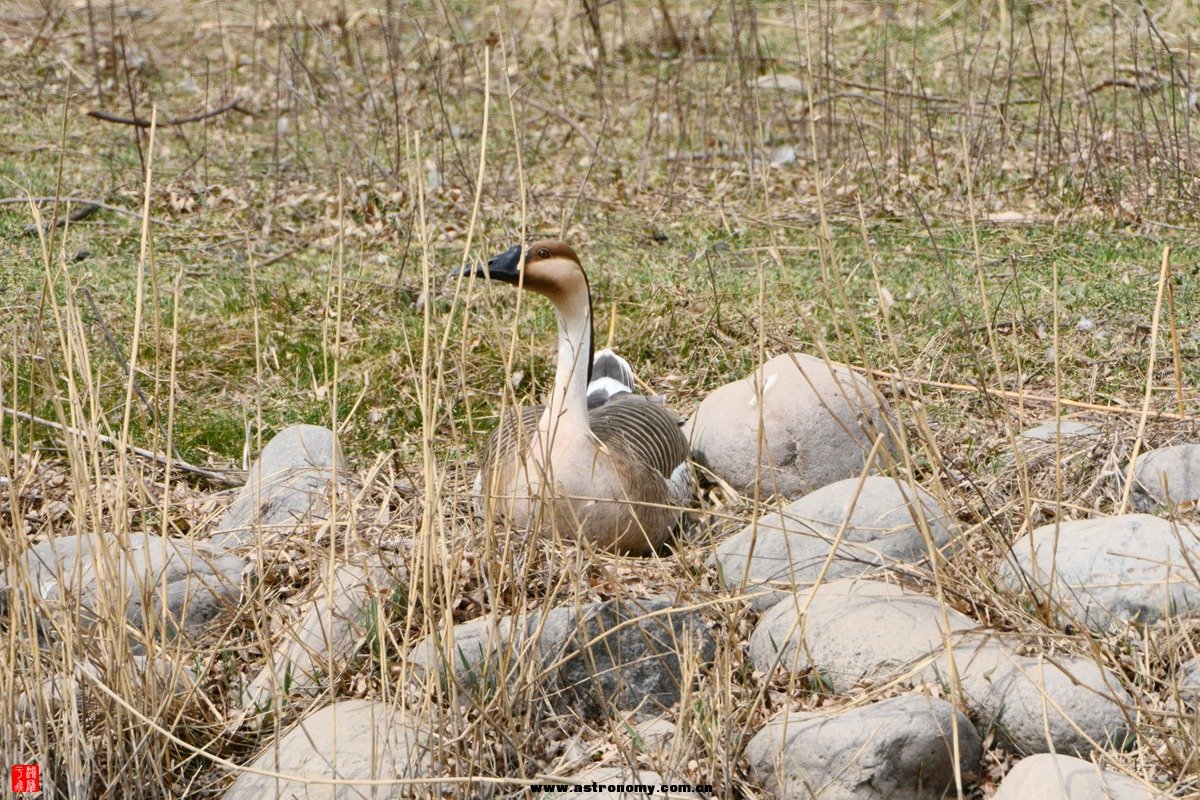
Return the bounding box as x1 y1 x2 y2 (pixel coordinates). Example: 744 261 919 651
460 240 587 301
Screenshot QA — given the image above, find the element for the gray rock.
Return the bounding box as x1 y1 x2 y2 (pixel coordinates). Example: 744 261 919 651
622 715 678 759
17 655 197 720
1131 444 1200 509
212 425 346 549
715 477 956 608
749 579 977 691
406 607 557 690
15 661 99 720
684 353 894 499
549 596 715 718
242 556 394 710
746 695 981 800
1 532 244 648
1019 420 1100 444
407 596 715 719
996 514 1200 630
921 633 1132 756
565 766 702 799
223 699 437 800
991 753 1166 800
753 74 807 93
1178 657 1200 699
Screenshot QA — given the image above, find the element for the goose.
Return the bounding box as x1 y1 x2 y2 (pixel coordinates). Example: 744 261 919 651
456 240 694 555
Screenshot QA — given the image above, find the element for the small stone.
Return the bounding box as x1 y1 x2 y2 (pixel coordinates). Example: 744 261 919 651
222 699 437 800
749 579 976 690
406 610 528 689
1178 656 1200 700
211 425 346 550
770 145 797 166
995 514 1200 630
624 715 678 757
684 353 895 500
714 476 956 608
746 695 981 800
753 74 806 92
15 662 100 720
1131 444 1200 508
1018 419 1100 444
425 160 442 190
987 211 1029 223
991 753 1166 800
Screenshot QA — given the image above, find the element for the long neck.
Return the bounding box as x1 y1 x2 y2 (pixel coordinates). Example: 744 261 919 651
544 279 594 438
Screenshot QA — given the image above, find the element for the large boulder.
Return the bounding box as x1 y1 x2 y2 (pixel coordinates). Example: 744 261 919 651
407 595 715 719
1 531 244 649
746 695 981 800
922 633 1132 756
991 754 1165 800
223 699 438 800
211 425 346 550
715 477 956 608
749 579 977 690
1131 444 1200 509
684 353 893 498
996 515 1200 630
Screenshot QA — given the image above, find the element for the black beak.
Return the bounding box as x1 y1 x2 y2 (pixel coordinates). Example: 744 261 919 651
452 244 524 283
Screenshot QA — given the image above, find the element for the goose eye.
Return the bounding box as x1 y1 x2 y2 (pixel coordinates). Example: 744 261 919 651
537 248 549 258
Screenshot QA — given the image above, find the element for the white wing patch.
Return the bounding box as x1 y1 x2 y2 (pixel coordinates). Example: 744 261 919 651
749 372 778 408
587 376 633 401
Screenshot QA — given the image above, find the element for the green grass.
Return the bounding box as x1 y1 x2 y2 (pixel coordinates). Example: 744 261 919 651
4 189 1196 468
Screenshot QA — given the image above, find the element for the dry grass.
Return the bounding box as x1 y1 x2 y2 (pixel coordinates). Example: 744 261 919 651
2 0 1200 797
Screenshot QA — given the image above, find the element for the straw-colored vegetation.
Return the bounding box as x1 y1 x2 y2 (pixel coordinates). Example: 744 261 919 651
2 0 1199 797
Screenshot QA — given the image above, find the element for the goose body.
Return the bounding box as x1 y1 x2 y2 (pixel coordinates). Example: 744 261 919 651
459 241 694 555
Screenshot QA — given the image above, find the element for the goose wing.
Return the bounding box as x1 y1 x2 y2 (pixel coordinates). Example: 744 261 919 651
587 394 689 480
478 405 543 484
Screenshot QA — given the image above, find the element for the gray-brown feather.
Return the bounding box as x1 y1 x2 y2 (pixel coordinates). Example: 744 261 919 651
478 405 543 490
587 394 688 479
478 396 687 484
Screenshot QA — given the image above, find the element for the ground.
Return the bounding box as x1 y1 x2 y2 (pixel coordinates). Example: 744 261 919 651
1 0 1198 797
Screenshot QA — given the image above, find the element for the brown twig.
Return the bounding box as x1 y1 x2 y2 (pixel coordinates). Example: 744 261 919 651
2 195 177 232
2 406 244 487
85 96 252 128
1 194 142 220
20 201 100 236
